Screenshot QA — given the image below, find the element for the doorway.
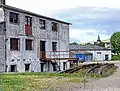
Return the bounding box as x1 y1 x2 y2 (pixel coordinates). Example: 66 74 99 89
63 62 66 70
41 63 44 72
40 41 46 59
105 55 109 61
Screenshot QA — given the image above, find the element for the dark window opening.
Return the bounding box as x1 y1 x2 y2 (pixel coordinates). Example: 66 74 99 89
39 19 46 29
52 42 57 51
53 64 57 71
63 62 66 70
52 22 57 31
25 16 32 26
25 39 33 50
10 38 19 50
10 65 17 72
25 64 30 71
9 12 19 24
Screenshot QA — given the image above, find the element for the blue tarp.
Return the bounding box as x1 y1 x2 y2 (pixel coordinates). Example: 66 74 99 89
76 54 92 62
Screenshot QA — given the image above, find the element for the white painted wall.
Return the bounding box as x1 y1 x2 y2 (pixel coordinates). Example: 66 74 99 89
88 50 111 61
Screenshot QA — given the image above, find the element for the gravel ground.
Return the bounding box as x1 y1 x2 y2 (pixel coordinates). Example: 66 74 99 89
52 63 120 91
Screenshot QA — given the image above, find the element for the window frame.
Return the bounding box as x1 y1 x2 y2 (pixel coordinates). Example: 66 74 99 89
39 19 46 30
9 12 19 24
25 39 33 50
52 22 58 32
25 16 32 26
10 38 20 51
52 42 57 51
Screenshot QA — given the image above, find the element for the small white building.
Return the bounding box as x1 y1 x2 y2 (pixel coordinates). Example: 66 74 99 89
70 44 112 61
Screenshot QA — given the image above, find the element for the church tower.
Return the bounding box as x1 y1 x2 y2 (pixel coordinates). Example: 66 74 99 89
97 35 101 44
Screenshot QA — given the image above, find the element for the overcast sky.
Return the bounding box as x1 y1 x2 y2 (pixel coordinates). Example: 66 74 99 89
6 0 120 43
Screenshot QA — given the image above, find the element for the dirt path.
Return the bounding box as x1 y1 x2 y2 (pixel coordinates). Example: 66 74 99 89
77 63 120 91
53 63 120 91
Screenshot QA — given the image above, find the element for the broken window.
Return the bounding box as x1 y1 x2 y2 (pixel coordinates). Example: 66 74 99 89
25 39 33 50
52 22 58 32
39 19 46 29
25 64 30 71
10 38 19 50
52 42 57 51
25 16 32 25
9 12 19 24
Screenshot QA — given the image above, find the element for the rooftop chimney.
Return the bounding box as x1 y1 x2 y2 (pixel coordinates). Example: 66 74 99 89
0 0 5 5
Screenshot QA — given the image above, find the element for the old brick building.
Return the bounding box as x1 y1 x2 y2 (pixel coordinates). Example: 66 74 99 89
0 0 72 72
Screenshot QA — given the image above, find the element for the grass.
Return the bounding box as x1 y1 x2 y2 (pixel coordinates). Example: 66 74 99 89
0 66 117 91
1 72 86 91
112 55 120 61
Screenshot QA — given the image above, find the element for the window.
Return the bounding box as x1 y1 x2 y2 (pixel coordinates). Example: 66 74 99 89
25 16 32 25
25 64 30 71
53 64 57 71
97 52 101 54
52 42 57 51
52 22 57 31
39 19 46 29
10 65 17 72
10 38 19 50
25 16 32 35
9 12 19 24
25 39 33 50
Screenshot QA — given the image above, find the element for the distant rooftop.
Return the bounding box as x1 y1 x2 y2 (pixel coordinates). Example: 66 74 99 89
70 44 111 51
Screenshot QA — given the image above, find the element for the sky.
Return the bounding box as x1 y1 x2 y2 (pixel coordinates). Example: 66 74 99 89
6 0 120 43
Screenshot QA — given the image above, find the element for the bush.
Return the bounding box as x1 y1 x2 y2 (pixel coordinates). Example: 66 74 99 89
112 55 120 60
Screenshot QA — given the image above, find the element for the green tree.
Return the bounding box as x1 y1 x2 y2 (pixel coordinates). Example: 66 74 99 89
111 32 120 55
98 42 105 47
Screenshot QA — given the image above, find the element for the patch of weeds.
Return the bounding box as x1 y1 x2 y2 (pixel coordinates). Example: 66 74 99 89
101 66 118 77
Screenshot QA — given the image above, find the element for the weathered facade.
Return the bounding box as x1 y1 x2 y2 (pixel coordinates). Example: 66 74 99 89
0 1 71 72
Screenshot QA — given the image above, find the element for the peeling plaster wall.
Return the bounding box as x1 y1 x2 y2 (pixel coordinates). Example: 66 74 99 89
5 9 70 72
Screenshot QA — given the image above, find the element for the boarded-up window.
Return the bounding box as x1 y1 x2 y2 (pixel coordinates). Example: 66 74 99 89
25 16 32 35
10 38 19 50
52 22 57 32
52 42 57 51
9 12 19 24
25 39 33 50
39 19 46 29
